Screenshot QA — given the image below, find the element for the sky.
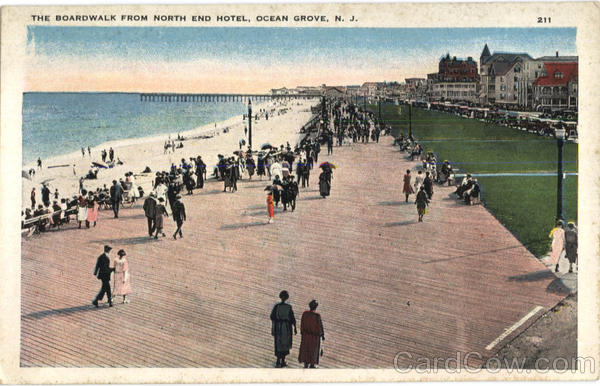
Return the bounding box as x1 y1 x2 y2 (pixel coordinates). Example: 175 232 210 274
26 27 577 93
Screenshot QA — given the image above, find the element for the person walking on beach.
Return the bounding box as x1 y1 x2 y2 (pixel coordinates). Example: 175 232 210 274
92 245 115 308
270 290 297 368
101 149 107 162
266 188 274 224
87 146 91 157
143 192 157 236
415 185 429 223
549 220 565 273
403 170 414 203
172 195 186 240
110 179 123 218
37 157 42 170
109 147 114 163
298 300 325 369
30 188 36 210
112 249 132 304
327 134 334 155
41 184 51 207
153 197 168 239
81 147 86 158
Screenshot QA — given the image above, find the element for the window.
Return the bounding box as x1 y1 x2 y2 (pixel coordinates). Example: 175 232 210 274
501 77 505 82
500 93 505 99
535 71 538 78
554 71 564 79
514 84 518 91
500 84 506 91
514 76 518 82
514 66 521 73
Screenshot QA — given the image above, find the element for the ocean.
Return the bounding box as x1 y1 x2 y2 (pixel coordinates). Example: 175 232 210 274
22 92 248 166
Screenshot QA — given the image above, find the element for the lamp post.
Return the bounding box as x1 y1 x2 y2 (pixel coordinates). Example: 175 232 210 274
248 99 252 150
408 101 412 137
555 127 566 221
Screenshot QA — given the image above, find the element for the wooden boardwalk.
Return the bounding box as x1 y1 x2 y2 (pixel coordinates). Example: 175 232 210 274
21 136 568 368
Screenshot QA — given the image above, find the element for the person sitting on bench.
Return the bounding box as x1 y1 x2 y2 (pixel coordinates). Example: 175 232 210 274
455 174 473 197
464 179 480 205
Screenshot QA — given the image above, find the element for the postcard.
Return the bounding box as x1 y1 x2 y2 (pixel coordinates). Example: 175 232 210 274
0 2 599 383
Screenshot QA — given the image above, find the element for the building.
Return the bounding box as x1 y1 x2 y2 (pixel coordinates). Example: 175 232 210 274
478 44 541 107
360 82 385 96
324 86 347 98
427 55 478 103
438 54 478 82
532 62 578 111
431 82 478 103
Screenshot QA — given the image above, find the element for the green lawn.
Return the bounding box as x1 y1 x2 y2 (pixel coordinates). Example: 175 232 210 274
376 104 578 257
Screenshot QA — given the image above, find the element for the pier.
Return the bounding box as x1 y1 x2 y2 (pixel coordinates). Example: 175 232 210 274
139 93 319 103
20 136 569 368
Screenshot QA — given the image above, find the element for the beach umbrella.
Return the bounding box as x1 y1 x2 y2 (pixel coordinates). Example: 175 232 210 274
41 178 54 185
261 143 273 150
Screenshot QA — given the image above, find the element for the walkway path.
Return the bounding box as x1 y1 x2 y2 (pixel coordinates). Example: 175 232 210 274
21 136 568 368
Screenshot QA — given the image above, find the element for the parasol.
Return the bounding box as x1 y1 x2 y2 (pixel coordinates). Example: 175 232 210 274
319 161 337 169
261 143 273 150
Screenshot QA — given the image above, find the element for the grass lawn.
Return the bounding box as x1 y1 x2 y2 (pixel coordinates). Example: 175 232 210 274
376 104 578 257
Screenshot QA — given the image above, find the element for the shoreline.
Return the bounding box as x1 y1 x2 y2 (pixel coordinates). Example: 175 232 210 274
22 98 318 207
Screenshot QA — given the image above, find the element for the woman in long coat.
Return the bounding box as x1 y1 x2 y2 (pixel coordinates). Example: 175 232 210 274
548 220 565 272
564 222 578 273
319 171 330 198
298 300 324 368
270 290 296 368
402 169 414 202
113 249 132 304
153 197 168 239
415 185 429 222
246 154 256 180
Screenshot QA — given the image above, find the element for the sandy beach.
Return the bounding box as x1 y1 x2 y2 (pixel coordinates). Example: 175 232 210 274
22 98 318 206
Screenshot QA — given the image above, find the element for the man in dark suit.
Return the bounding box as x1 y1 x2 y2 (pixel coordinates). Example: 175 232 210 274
109 180 123 218
172 195 186 240
143 192 157 236
92 245 115 307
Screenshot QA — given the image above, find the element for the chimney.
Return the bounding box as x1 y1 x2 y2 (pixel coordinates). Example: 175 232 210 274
556 51 559 58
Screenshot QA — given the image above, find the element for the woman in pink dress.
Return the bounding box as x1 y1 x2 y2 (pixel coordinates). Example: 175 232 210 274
86 191 99 228
113 249 132 304
548 220 565 272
